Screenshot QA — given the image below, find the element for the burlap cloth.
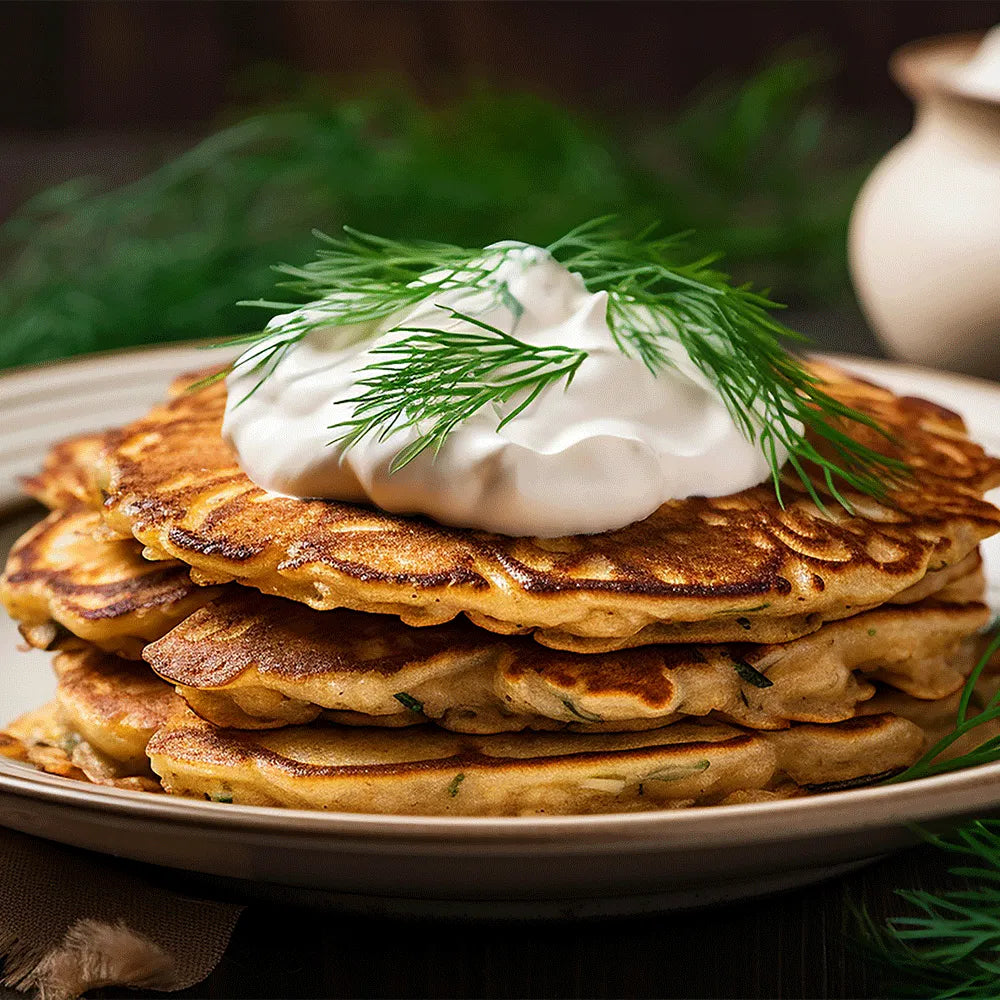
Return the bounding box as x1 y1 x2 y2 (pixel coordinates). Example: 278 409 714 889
0 828 242 999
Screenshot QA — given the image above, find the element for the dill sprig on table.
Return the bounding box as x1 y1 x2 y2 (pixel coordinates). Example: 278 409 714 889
853 628 1000 999
228 219 906 512
856 820 1000 1000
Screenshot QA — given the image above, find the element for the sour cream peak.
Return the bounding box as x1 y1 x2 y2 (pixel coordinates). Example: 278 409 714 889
223 243 784 537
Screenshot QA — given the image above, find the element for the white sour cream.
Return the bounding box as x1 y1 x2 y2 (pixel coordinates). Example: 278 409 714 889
223 244 784 537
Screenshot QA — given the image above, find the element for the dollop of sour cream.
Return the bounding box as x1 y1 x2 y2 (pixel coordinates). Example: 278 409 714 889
223 244 785 537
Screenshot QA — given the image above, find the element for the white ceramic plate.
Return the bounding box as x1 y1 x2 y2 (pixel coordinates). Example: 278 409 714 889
2 345 1000 918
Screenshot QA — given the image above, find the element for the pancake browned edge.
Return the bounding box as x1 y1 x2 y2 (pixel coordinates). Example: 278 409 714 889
21 430 112 511
2 648 178 791
0 508 220 658
146 707 926 815
98 361 1000 651
144 588 990 735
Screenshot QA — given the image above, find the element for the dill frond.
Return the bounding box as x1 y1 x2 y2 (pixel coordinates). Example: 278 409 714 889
233 219 906 507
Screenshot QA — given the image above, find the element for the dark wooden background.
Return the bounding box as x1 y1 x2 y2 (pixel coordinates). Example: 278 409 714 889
90 841 970 998
4 1 1000 231
0 840 964 1000
3 0 1000 132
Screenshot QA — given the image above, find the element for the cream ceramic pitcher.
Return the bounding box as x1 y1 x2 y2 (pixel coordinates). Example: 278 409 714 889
850 30 1000 378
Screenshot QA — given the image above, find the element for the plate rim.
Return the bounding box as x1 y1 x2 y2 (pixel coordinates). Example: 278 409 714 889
3 345 1000 845
2 752 1000 848
0 336 224 382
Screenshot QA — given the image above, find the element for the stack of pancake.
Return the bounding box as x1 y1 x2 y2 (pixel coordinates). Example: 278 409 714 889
3 361 1000 815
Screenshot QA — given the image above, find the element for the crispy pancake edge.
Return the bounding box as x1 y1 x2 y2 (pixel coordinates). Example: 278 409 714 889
98 362 1000 645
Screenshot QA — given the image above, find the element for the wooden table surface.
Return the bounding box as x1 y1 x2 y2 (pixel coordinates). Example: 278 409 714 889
0 841 957 1000
85 841 960 999
0 834 963 1000
1 316 980 1000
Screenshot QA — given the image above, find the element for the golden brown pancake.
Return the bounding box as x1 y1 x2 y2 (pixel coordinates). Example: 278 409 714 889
863 677 1000 758
2 649 180 791
4 506 982 737
144 589 988 734
146 708 925 814
19 370 209 515
52 646 182 770
2 703 94 783
15 456 985 661
1 647 985 816
536 547 989 651
12 515 979 739
98 362 1000 651
0 508 220 658
21 430 111 511
882 548 986 606
0 727 33 764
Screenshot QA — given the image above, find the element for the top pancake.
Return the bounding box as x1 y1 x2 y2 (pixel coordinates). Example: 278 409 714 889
98 361 1000 650
20 370 197 513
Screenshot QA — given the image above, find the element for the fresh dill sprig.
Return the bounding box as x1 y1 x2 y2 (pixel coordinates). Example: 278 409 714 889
392 692 424 714
852 629 1000 998
734 660 773 689
546 218 907 509
230 218 906 512
245 226 506 326
331 307 587 472
220 228 509 392
854 821 1000 999
884 629 1000 785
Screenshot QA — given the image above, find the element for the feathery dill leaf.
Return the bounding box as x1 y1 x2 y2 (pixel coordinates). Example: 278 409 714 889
330 307 587 472
235 219 906 510
249 227 503 325
884 629 1000 785
854 820 1000 999
851 627 1000 998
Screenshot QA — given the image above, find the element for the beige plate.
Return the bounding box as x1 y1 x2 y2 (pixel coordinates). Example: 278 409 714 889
2 345 1000 918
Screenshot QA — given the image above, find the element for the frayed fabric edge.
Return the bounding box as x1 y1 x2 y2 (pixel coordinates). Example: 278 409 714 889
2 918 176 1000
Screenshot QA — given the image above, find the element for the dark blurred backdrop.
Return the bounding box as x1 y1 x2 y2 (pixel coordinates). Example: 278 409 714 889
4 1 1000 228
3 0 1000 130
2 0 999 370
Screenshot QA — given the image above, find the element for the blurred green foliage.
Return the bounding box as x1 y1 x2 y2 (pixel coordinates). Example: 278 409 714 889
637 53 875 303
0 51 879 370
